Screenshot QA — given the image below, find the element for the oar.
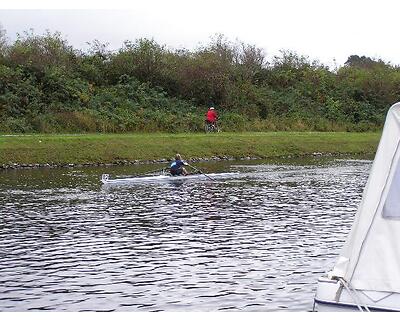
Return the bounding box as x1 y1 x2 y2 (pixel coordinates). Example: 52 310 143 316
186 163 216 181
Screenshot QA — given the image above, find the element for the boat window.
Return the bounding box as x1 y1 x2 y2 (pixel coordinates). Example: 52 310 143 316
383 158 400 219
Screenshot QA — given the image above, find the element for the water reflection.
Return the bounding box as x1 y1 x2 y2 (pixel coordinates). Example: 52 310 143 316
0 157 371 311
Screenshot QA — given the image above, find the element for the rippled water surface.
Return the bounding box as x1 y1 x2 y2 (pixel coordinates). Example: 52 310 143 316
0 157 372 311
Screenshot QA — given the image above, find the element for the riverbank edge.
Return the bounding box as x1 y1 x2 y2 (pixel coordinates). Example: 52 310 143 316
0 132 380 170
0 151 376 170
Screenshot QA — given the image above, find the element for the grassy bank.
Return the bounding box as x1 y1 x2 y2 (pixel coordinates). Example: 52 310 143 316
0 132 381 167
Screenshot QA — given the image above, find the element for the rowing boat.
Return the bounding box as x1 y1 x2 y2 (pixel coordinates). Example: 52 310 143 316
101 172 237 184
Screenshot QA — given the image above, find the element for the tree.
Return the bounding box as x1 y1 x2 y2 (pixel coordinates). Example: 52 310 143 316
76 39 111 85
7 29 78 75
108 38 166 85
345 55 386 69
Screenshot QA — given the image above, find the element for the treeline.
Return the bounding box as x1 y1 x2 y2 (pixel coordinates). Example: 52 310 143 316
0 29 399 133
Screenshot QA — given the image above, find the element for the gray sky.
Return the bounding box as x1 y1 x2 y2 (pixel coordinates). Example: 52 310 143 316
1 0 400 67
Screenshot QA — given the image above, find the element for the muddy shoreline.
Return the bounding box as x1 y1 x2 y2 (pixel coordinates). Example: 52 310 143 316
0 152 373 170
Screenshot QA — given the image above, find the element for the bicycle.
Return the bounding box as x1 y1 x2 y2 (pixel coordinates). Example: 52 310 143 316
204 121 220 133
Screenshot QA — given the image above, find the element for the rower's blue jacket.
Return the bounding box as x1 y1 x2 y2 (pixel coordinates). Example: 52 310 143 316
170 159 185 170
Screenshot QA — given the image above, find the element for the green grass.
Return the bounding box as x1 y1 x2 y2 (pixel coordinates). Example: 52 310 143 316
0 132 381 165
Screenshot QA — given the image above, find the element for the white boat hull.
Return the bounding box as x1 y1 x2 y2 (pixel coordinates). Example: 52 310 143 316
314 276 400 312
101 172 237 184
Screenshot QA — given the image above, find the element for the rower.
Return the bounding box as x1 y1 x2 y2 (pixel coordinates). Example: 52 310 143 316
170 154 188 176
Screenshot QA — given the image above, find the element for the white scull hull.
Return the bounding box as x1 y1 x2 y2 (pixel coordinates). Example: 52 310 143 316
101 172 237 184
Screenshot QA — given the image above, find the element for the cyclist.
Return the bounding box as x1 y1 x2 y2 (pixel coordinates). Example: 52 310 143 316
205 106 218 131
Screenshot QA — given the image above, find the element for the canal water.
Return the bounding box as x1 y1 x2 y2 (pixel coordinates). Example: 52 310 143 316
0 157 372 311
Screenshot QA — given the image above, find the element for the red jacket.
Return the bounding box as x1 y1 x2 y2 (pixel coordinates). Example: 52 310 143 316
206 109 217 122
